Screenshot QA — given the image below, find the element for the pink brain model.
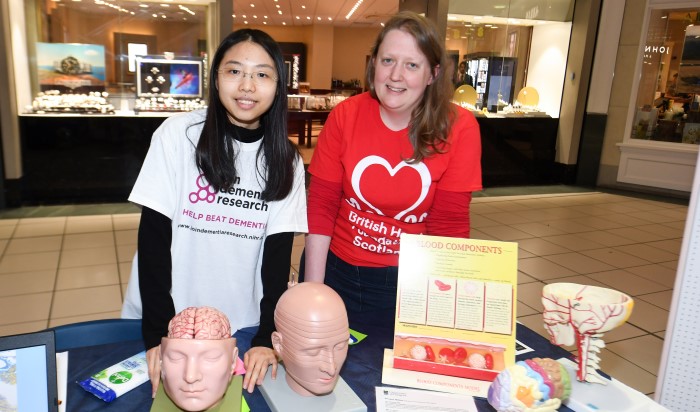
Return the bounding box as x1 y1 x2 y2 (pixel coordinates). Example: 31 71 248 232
167 306 231 339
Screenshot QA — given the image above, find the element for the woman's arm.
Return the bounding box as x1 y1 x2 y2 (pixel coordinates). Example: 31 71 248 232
137 206 175 349
252 232 294 348
244 231 294 393
304 234 332 283
137 206 175 397
304 176 343 283
425 189 473 238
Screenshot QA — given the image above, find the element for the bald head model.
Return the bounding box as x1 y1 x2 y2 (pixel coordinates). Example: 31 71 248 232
271 283 349 396
160 307 238 411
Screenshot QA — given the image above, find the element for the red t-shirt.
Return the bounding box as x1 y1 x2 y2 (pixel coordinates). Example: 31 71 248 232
308 92 482 267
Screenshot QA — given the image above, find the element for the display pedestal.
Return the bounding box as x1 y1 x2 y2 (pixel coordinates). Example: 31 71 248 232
557 358 670 412
259 364 366 412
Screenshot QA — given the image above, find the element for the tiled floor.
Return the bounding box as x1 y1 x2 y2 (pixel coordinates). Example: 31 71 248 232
0 125 687 399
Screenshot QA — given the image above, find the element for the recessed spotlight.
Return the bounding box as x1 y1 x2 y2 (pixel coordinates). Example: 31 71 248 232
282 22 286 25
242 14 246 18
232 14 236 18
317 16 321 20
302 5 306 9
276 4 280 8
160 4 170 7
328 17 332 20
250 3 255 7
140 4 149 7
306 16 311 20
278 10 282 14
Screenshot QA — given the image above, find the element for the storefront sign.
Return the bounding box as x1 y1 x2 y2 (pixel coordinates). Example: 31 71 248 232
645 45 671 54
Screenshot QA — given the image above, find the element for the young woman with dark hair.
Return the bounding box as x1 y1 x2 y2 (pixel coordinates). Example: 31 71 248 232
122 28 307 396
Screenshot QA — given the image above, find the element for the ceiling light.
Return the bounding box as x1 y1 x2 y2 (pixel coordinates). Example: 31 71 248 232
302 5 306 9
328 17 332 21
242 14 246 18
232 14 236 18
160 4 170 7
244 20 248 24
307 16 311 20
278 10 282 14
317 16 321 20
264 15 268 18
253 15 257 18
346 0 363 19
140 4 149 7
250 3 255 7
282 22 286 25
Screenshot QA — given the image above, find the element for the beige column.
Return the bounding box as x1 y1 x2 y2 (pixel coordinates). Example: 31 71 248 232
398 0 448 41
307 24 334 89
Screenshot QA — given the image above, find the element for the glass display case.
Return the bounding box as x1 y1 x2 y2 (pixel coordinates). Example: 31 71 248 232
23 1 210 115
629 7 700 145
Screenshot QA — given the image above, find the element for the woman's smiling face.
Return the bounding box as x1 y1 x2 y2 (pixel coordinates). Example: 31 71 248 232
372 28 434 127
217 41 278 129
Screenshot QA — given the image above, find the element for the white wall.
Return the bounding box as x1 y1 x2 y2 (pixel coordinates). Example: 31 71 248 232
526 22 571 117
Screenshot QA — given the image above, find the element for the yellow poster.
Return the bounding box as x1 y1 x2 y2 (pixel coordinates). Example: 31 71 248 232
392 234 518 382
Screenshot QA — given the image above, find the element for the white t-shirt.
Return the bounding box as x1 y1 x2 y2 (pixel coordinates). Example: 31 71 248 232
121 110 308 333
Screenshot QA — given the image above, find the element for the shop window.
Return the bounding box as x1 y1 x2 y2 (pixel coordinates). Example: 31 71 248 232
446 0 574 118
26 1 209 112
632 7 700 144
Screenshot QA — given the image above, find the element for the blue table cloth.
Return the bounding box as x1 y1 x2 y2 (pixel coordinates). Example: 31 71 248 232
65 309 575 411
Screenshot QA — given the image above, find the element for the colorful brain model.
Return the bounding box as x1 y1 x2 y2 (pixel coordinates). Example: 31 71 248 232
167 306 232 339
487 358 571 412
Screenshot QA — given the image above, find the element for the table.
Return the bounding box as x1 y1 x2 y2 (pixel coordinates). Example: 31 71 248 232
65 310 575 412
287 110 330 148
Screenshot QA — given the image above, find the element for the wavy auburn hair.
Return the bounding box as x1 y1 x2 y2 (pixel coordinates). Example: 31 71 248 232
366 11 455 163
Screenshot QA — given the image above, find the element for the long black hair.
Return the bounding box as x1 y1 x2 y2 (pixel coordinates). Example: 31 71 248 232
196 29 296 201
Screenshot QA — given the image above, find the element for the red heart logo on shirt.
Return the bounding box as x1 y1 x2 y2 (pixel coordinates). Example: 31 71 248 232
351 155 431 221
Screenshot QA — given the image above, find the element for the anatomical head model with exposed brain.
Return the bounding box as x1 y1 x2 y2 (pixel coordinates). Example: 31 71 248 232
541 283 633 384
160 306 238 411
271 282 349 396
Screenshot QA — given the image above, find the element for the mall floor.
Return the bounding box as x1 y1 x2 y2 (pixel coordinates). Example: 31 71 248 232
0 125 688 400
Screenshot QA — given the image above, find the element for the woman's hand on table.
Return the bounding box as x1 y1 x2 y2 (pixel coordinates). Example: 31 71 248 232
243 346 278 393
146 345 161 398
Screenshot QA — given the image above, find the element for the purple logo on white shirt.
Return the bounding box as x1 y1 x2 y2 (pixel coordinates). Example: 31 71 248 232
189 174 216 203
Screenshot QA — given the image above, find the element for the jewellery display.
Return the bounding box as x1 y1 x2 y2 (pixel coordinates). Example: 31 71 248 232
134 96 207 113
25 90 115 114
